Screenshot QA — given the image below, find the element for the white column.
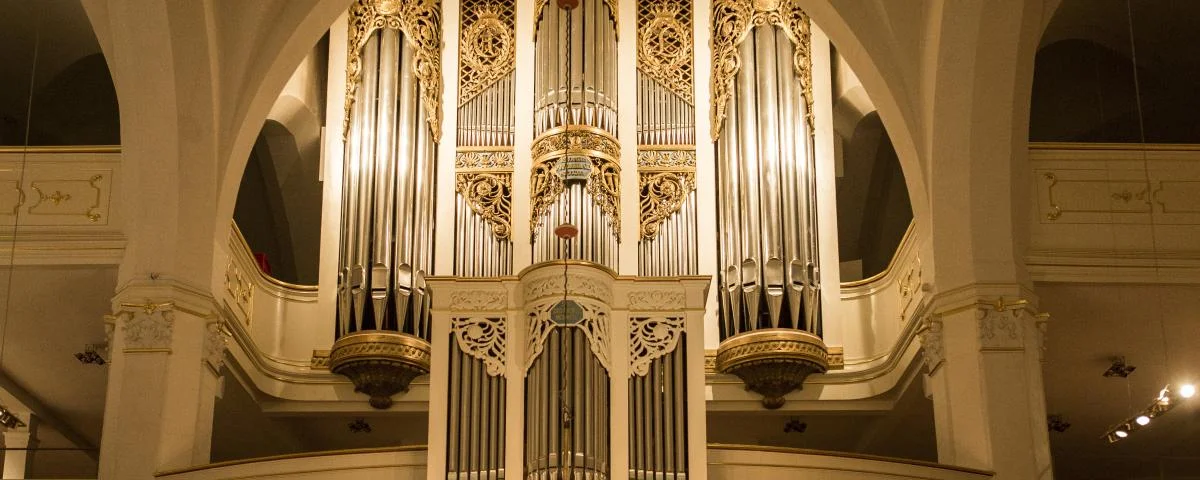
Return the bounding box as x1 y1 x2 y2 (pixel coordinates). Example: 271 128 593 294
921 291 1052 480
97 284 229 479
810 26 843 345
2 413 37 479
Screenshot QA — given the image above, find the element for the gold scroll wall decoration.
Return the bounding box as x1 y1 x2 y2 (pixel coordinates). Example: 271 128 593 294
456 150 513 239
638 149 696 240
710 0 813 138
637 0 694 106
458 0 515 106
529 127 622 236
344 0 443 141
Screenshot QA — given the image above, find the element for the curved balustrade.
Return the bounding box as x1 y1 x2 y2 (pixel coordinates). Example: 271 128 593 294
156 446 427 480
707 445 992 480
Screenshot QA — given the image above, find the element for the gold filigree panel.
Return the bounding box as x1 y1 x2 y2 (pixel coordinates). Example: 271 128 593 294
458 0 515 106
529 128 622 236
710 0 813 138
345 0 443 141
456 150 513 239
638 150 696 240
637 0 693 105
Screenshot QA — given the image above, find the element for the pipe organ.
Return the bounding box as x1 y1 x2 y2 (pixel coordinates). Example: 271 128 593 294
530 0 622 270
322 0 836 475
710 0 829 409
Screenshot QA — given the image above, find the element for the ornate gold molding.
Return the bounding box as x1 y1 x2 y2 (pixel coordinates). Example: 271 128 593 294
456 150 513 239
529 127 622 236
637 1 693 105
344 0 443 141
458 1 515 106
638 150 696 240
329 331 432 409
715 328 828 409
710 0 813 138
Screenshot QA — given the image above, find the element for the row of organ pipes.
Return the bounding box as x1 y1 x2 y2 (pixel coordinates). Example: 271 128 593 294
326 0 834 477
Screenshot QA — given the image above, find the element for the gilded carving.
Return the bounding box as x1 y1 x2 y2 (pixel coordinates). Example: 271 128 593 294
629 316 685 376
456 171 512 239
637 1 694 105
203 323 230 372
627 289 686 311
917 315 944 374
24 174 105 222
345 0 443 141
523 274 613 303
448 289 508 311
525 299 612 373
639 150 696 240
530 128 622 236
710 0 814 138
458 1 516 106
120 307 175 351
224 261 254 325
452 317 507 376
977 304 1024 350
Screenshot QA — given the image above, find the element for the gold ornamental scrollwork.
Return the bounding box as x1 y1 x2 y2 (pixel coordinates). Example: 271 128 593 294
456 150 513 239
710 0 813 139
344 0 443 141
458 1 516 106
637 1 694 105
638 150 696 240
529 127 622 236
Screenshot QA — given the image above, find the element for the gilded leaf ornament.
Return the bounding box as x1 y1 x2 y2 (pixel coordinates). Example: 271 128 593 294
456 151 514 239
344 0 443 141
529 129 622 236
637 150 696 240
710 0 814 138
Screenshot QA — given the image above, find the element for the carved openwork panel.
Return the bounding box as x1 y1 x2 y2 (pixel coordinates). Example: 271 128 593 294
452 317 506 376
629 316 685 376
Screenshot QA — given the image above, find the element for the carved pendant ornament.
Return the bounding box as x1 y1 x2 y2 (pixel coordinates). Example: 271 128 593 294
456 150 513 239
710 0 814 138
344 0 443 141
452 317 507 376
638 150 696 240
629 316 685 376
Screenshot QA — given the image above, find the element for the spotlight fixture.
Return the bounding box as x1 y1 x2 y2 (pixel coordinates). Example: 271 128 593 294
1102 356 1136 378
348 418 371 434
74 344 107 365
0 407 25 429
1105 383 1196 443
1047 414 1071 433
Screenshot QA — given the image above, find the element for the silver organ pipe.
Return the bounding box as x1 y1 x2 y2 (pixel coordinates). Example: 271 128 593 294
525 325 610 480
712 1 821 339
530 0 621 270
629 329 688 480
337 0 441 339
636 0 697 277
447 318 508 480
456 1 516 277
710 1 829 409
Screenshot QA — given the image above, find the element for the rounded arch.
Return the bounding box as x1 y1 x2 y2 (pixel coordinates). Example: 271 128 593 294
795 0 930 221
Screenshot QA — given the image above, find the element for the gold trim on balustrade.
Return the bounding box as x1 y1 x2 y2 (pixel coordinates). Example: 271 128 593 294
840 220 915 288
230 222 319 292
706 443 993 476
1029 141 1200 152
156 445 429 476
0 145 122 154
